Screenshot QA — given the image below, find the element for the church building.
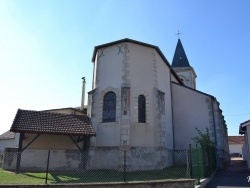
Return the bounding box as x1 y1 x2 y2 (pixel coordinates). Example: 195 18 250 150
87 38 229 152
7 38 229 171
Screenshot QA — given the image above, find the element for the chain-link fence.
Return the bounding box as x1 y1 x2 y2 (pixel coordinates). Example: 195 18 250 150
0 147 190 185
0 149 3 167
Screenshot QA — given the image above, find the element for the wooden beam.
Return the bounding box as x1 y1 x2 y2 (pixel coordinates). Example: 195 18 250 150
22 134 41 152
69 135 83 153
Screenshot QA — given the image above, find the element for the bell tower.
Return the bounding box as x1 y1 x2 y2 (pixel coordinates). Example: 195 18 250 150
172 39 197 89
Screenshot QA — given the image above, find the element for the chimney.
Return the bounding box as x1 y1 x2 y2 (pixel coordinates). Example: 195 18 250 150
80 77 86 111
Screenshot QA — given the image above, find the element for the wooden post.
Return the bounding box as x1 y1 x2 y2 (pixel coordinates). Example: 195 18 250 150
82 136 90 170
45 150 50 184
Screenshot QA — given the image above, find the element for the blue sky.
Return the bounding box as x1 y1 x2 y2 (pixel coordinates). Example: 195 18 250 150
0 0 250 135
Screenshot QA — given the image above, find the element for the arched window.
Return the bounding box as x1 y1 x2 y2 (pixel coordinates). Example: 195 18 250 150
103 91 116 122
138 95 146 123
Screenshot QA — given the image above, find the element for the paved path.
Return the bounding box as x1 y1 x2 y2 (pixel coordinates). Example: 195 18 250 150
205 158 250 188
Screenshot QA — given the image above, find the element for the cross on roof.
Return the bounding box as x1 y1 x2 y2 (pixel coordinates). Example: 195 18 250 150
176 30 182 39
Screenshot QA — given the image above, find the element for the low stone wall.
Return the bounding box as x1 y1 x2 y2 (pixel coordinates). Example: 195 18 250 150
88 147 178 171
0 179 195 188
3 149 83 171
3 147 188 172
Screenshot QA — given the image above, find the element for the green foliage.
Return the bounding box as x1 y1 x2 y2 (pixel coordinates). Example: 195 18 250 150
192 127 215 147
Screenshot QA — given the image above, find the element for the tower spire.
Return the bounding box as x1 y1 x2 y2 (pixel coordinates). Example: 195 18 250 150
172 38 190 68
171 38 197 89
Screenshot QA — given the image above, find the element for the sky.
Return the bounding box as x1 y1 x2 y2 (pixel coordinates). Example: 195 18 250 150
0 0 250 136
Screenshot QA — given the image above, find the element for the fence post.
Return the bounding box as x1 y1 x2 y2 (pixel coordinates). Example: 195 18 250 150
189 144 193 179
208 146 211 176
196 144 200 184
45 150 51 184
123 150 127 182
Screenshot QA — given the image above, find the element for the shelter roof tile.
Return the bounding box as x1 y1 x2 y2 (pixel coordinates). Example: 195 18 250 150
10 109 96 136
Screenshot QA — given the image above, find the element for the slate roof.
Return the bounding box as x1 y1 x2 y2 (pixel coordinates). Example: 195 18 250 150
10 109 96 136
172 39 190 68
228 136 245 144
0 131 15 140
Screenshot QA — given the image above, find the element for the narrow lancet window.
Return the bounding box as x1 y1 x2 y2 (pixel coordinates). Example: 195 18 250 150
138 95 146 123
103 91 116 122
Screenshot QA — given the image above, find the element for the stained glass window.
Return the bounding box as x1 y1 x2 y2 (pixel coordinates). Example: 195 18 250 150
138 95 146 123
103 91 116 122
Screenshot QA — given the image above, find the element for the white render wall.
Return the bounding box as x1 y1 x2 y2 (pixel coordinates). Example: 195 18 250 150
242 143 247 161
0 133 19 150
245 126 250 170
171 83 215 150
229 144 243 155
22 133 79 150
89 42 176 149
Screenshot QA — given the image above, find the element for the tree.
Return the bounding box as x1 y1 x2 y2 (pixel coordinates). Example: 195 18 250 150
191 127 217 177
192 127 215 147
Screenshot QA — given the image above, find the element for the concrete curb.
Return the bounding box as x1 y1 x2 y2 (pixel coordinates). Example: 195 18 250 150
195 168 218 188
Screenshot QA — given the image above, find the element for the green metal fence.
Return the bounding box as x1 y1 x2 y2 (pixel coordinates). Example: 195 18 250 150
189 144 217 182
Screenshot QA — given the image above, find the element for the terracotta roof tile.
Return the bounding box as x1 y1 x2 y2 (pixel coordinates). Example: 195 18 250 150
228 136 244 144
10 109 96 136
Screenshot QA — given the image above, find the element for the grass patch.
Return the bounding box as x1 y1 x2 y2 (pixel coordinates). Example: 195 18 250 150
0 166 188 185
0 168 46 184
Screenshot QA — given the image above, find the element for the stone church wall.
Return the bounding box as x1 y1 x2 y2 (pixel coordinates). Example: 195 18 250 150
171 83 214 150
89 42 175 149
154 52 174 149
